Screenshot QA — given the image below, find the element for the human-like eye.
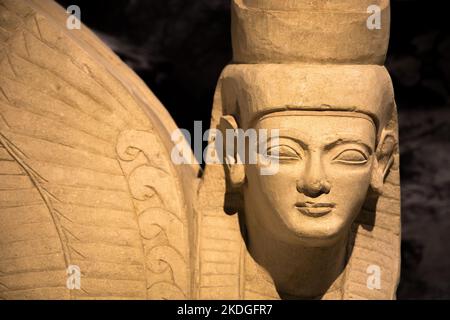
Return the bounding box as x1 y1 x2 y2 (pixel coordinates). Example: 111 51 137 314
266 145 301 161
332 149 368 165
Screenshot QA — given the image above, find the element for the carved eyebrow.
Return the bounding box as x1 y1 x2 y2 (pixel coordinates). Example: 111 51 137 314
266 129 373 153
267 135 308 150
264 128 310 148
324 139 373 154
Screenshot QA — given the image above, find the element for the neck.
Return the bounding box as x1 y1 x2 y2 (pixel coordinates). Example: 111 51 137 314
245 217 348 299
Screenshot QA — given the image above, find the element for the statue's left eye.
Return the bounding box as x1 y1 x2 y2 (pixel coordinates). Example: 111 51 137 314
332 149 368 165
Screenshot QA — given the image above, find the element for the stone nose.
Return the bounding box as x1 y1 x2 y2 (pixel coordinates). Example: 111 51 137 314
296 152 331 198
297 178 331 198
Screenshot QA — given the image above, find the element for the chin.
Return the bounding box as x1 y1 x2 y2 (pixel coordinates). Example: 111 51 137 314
281 210 352 247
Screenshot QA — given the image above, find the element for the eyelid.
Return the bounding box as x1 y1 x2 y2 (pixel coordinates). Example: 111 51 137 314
332 149 369 164
267 144 302 159
325 141 373 155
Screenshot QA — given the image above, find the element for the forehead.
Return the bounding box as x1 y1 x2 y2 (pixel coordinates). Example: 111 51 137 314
255 112 376 146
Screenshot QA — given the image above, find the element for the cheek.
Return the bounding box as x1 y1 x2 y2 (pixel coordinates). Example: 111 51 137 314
246 164 298 205
327 164 373 206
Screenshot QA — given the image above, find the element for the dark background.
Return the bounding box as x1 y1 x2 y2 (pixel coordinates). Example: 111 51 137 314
56 0 450 299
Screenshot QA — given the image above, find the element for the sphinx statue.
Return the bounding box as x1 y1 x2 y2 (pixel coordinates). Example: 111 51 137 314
0 0 400 300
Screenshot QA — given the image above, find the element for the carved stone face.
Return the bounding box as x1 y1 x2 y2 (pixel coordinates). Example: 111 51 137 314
243 111 377 246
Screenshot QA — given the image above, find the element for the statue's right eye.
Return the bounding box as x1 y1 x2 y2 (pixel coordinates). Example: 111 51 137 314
267 145 302 161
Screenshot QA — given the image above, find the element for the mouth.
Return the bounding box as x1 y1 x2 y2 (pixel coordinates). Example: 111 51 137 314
295 201 336 218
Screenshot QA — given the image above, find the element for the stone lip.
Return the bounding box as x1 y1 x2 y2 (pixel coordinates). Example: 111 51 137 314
232 0 390 65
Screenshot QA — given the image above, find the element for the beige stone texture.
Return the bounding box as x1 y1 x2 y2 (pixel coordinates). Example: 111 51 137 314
232 0 390 64
0 0 198 299
0 0 400 299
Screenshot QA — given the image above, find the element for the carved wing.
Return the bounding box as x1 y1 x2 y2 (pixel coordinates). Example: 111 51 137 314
0 0 198 299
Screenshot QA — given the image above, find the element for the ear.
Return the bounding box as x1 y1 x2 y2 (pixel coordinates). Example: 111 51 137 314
370 130 397 194
218 115 246 188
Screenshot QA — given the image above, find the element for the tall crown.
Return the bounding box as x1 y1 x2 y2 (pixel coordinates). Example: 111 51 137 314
231 0 390 64
221 64 395 136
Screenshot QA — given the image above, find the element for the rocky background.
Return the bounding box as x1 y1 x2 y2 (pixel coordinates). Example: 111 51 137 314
56 0 450 299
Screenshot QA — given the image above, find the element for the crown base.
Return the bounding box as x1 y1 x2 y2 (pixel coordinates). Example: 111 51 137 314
232 0 390 65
